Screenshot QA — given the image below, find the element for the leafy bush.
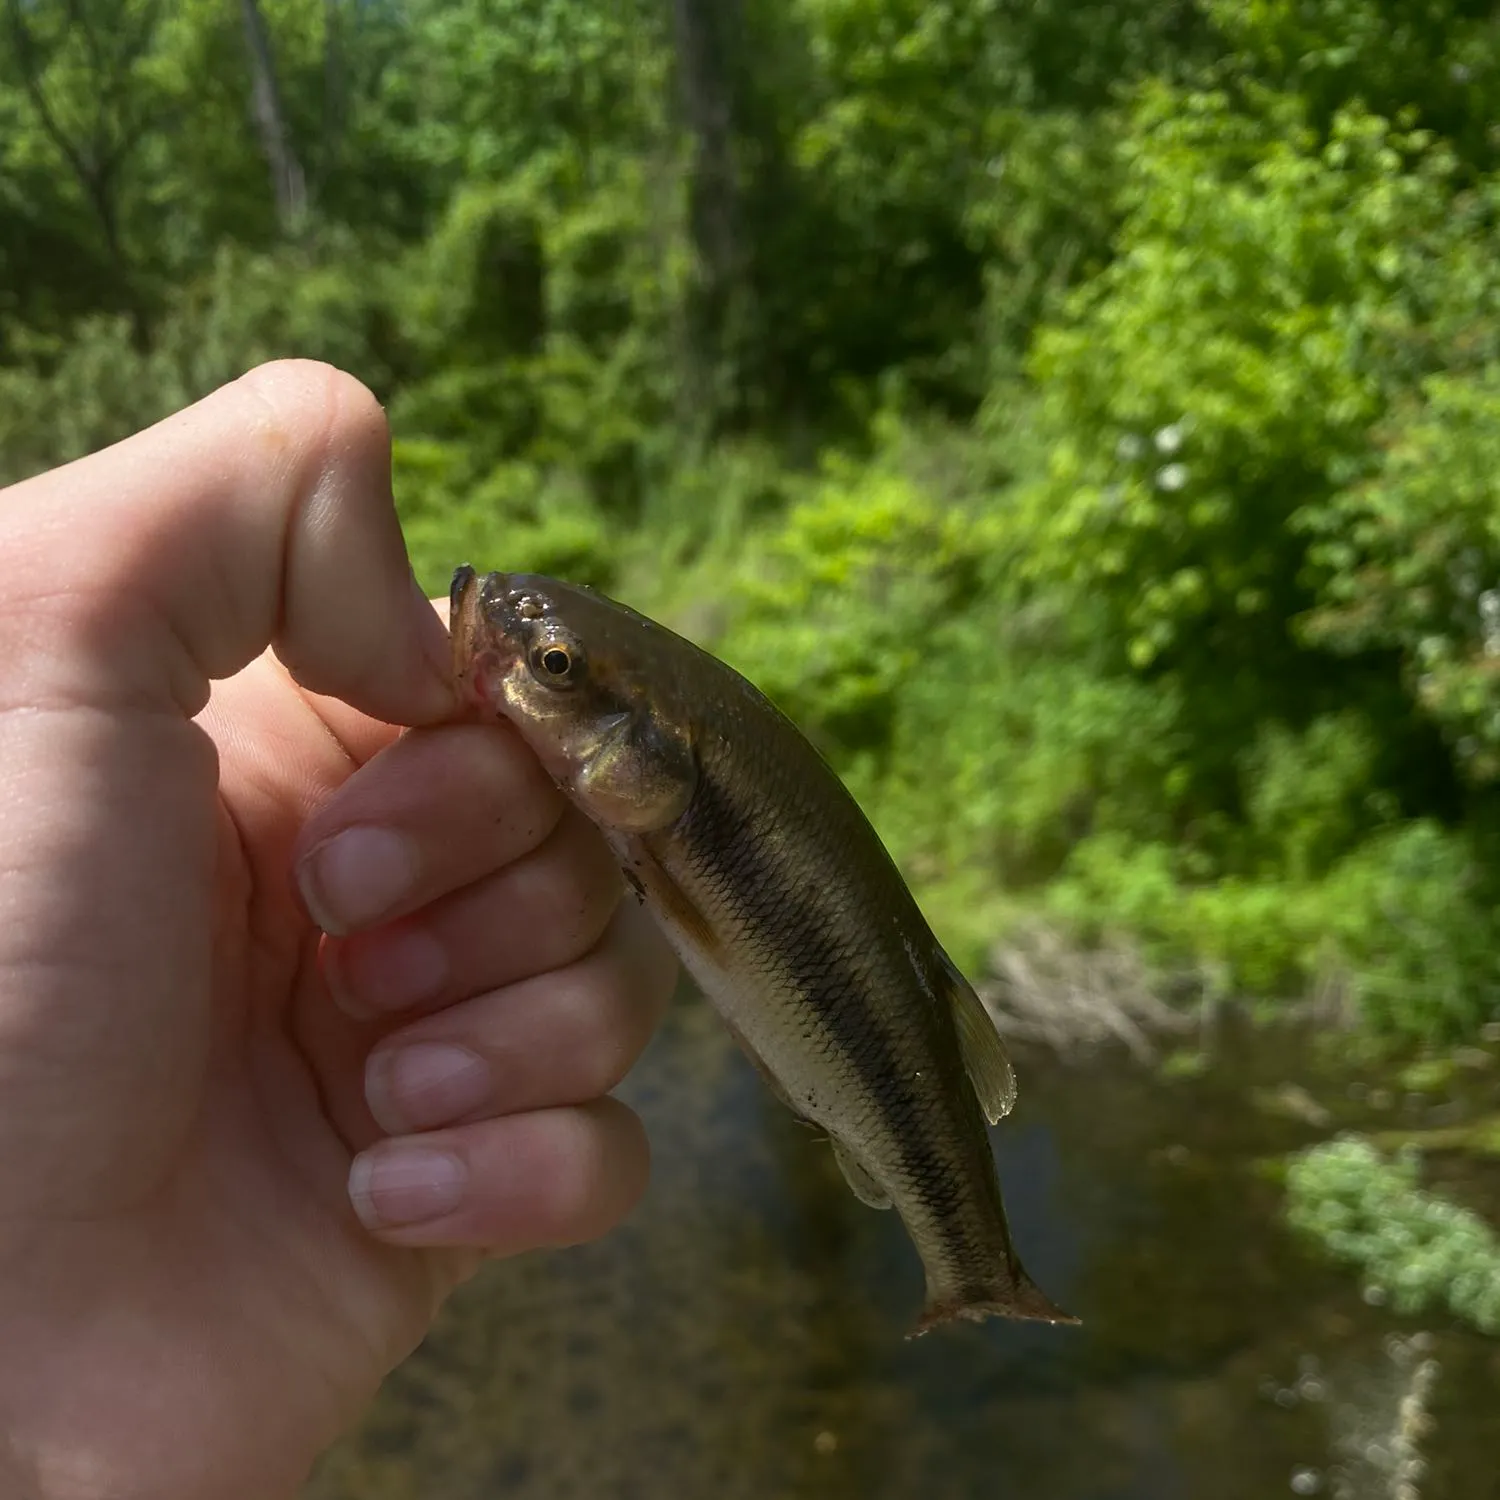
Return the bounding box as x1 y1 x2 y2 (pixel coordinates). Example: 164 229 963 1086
0 234 393 485
13 0 1500 1047
393 442 616 597
1286 1136 1500 1334
1045 821 1499 1040
1017 90 1456 685
386 157 685 500
1239 713 1388 882
867 604 1183 886
1303 365 1500 785
1320 823 1500 1039
714 428 998 761
1206 0 1500 170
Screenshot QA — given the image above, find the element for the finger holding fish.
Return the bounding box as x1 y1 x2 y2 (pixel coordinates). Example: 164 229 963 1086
293 719 568 937
319 804 627 1021
362 900 676 1135
341 900 668 1248
348 1099 650 1252
279 669 674 1253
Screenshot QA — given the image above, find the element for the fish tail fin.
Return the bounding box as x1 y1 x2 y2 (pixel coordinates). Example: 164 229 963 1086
909 1270 1078 1338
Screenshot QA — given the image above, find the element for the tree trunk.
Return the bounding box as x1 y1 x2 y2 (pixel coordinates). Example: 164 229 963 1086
314 0 345 199
4 0 155 340
668 0 748 416
239 0 307 233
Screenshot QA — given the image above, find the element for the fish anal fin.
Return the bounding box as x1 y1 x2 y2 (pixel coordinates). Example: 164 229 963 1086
938 951 1017 1124
829 1136 893 1210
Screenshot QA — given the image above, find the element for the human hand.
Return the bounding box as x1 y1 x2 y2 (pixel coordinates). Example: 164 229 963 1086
0 362 675 1500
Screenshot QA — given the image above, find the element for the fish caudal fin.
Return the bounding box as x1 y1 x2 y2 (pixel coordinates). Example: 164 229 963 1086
909 1272 1079 1338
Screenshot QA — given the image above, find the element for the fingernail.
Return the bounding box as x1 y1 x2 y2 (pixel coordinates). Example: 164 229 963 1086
366 1043 491 1134
323 927 448 1019
348 1145 467 1230
299 826 419 936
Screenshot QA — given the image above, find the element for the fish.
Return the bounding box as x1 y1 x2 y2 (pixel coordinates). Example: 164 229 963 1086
450 566 1076 1335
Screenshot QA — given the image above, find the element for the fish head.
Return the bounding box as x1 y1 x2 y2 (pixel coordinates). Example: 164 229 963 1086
451 567 698 834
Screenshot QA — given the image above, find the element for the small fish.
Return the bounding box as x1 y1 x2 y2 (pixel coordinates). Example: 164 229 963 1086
450 567 1075 1335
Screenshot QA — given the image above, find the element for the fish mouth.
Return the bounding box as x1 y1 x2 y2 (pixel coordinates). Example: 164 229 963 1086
449 565 526 711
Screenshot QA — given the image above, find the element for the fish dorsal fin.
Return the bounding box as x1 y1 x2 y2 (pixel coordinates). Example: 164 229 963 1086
939 952 1017 1124
829 1135 893 1210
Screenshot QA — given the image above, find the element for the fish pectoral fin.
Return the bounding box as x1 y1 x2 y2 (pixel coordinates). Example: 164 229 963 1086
628 842 723 959
829 1136 893 1211
940 951 1018 1125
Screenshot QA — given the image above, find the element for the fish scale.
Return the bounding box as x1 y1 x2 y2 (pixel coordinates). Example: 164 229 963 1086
451 566 1075 1335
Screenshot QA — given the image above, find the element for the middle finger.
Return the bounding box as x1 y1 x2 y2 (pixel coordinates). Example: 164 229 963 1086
321 804 625 1020
362 900 676 1135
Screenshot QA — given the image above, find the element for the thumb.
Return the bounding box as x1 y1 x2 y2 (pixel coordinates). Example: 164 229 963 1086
0 360 452 726
0 362 451 1216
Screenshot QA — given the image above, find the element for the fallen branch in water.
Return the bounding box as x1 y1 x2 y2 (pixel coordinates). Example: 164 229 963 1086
977 921 1194 1063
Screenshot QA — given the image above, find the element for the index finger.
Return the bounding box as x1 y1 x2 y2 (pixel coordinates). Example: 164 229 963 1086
0 360 453 727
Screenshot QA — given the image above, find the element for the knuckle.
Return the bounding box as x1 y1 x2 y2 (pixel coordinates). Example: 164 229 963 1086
456 721 548 802
537 1102 646 1244
564 979 635 1097
536 1109 610 1239
528 829 620 935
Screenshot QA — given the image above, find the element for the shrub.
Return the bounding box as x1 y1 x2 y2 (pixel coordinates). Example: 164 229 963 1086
1286 1136 1500 1334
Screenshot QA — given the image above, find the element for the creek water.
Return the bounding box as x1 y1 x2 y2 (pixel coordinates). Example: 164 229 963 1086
307 993 1500 1500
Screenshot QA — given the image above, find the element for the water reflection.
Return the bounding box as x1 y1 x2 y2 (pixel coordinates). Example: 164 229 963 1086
305 996 1497 1500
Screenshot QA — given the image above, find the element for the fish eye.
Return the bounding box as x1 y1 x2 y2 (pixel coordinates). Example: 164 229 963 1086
529 635 585 685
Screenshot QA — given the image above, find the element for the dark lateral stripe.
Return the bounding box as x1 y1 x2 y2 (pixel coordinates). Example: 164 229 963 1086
672 761 974 1235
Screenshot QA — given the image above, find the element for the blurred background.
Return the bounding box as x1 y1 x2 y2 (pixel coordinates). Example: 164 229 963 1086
5 0 1500 1494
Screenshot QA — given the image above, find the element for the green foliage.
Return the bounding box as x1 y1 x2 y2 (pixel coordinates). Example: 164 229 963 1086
0 234 392 484
1321 823 1500 1037
968 109 1124 371
394 442 615 598
1019 89 1454 687
715 427 997 760
1240 713 1386 881
873 613 1183 886
373 0 667 191
752 0 1203 407
10 0 1500 1044
384 156 688 498
1207 0 1500 170
1303 365 1500 783
1286 1136 1500 1333
1047 821 1499 1038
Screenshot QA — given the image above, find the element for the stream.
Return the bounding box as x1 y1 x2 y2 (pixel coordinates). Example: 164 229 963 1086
306 993 1500 1499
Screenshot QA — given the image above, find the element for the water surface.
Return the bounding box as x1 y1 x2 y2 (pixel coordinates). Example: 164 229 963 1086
307 996 1500 1499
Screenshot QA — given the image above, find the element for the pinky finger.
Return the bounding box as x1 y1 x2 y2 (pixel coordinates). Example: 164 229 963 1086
347 1100 648 1255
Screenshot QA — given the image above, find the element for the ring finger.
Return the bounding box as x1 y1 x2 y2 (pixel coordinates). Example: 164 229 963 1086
362 900 676 1135
320 803 626 1021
